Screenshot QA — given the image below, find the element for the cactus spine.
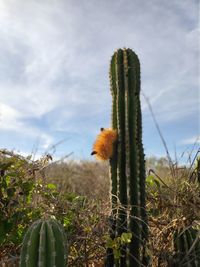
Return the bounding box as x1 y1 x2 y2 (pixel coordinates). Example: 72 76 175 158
20 219 67 267
173 227 200 266
108 48 148 266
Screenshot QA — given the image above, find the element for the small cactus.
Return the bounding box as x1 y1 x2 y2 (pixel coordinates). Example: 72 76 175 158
20 219 67 267
173 227 200 266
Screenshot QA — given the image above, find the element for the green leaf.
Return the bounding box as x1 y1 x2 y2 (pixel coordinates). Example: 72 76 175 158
63 216 72 227
121 232 132 243
106 237 114 248
22 181 34 194
5 175 10 186
47 183 56 190
146 175 160 188
146 175 155 186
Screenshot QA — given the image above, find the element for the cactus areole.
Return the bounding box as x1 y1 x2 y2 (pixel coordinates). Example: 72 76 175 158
19 219 67 267
106 48 149 266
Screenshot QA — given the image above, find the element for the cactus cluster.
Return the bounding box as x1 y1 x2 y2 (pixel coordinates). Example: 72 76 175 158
106 48 148 266
20 219 67 267
173 227 200 266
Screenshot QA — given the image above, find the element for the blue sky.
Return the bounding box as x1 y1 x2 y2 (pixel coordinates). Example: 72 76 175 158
0 0 199 162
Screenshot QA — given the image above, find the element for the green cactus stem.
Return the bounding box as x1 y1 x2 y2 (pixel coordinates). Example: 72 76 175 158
173 227 200 266
20 219 67 267
107 48 148 267
197 157 200 184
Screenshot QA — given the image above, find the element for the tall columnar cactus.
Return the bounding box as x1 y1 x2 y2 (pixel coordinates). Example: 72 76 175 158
20 219 67 267
173 227 200 266
197 157 200 184
108 48 148 266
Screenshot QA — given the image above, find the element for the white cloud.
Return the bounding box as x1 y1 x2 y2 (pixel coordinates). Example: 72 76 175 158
0 102 24 130
0 0 198 156
0 102 54 149
180 136 200 145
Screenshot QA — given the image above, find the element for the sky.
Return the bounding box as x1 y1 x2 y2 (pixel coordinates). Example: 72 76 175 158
0 0 199 163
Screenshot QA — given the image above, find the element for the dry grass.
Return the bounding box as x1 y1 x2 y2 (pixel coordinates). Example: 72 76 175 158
44 154 200 266
0 149 199 266
146 158 200 266
45 160 110 202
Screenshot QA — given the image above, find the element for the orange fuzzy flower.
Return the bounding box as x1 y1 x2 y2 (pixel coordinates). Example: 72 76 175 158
91 128 118 160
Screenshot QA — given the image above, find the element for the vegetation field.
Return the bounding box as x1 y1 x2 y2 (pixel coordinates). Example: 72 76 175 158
0 149 199 266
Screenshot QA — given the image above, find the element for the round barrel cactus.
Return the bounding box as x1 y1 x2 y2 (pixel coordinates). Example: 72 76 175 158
20 219 67 267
